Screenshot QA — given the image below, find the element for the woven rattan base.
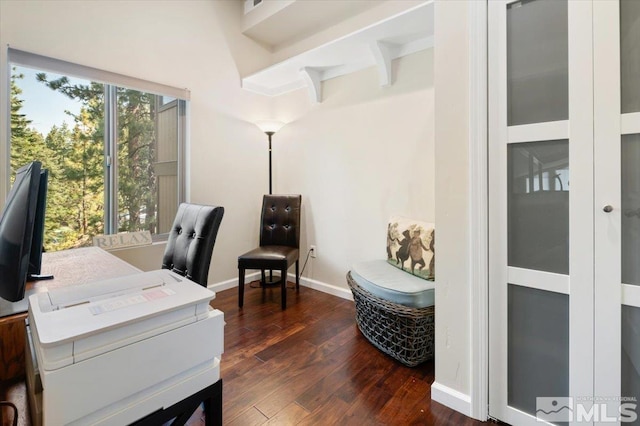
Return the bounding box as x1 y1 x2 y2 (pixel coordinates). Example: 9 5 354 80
347 271 434 367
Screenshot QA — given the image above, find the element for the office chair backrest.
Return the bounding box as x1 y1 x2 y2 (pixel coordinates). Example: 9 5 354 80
259 194 301 248
162 203 224 287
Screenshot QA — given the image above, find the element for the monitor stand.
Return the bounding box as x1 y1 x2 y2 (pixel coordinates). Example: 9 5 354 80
28 274 54 281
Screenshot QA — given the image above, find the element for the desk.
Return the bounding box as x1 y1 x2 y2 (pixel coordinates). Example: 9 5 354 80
0 247 140 380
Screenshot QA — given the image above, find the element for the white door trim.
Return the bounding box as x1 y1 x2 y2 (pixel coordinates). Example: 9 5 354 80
469 0 489 421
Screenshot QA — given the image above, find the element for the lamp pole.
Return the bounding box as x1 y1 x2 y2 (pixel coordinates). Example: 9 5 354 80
266 131 274 195
266 131 277 284
255 121 284 286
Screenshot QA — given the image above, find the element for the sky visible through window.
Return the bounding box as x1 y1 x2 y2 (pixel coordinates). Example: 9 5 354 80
14 65 85 136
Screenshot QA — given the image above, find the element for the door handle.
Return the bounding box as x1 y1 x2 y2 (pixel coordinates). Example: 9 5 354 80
603 205 613 213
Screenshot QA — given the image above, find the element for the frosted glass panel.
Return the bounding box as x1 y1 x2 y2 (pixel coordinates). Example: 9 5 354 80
623 135 640 285
508 140 569 274
622 305 640 426
507 0 568 126
621 0 640 114
509 284 569 420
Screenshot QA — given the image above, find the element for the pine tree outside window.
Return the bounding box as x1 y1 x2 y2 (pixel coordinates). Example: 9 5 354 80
6 49 188 252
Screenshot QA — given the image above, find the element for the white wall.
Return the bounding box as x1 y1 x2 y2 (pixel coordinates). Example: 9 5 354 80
1 1 436 295
431 0 473 415
0 0 274 283
1 0 474 418
272 49 434 289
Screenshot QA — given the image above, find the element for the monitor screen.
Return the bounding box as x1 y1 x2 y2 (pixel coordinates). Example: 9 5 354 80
28 169 48 279
0 161 42 302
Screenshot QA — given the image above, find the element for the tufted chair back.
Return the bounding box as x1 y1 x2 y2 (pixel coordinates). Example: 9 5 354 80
259 194 301 248
162 203 224 287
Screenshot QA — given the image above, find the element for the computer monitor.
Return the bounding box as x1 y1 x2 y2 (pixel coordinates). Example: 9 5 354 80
28 168 51 281
0 161 46 302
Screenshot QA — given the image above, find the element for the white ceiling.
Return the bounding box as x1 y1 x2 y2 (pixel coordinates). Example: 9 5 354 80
242 0 385 50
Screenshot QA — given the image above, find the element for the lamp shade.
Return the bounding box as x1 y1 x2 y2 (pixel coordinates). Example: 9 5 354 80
255 120 286 134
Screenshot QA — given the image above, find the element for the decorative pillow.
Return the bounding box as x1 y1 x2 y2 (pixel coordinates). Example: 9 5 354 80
386 216 435 281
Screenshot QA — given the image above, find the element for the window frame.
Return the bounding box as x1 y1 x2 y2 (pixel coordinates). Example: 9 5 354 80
5 48 189 242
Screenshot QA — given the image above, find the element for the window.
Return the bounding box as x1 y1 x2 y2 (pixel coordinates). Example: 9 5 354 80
8 49 188 251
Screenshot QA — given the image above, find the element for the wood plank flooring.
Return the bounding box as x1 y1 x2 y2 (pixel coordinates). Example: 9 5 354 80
216 281 487 425
0 281 490 426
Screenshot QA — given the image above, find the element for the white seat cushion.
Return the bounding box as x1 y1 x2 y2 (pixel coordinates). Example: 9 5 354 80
351 259 435 308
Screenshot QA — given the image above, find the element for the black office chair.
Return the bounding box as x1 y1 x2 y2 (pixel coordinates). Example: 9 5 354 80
162 203 224 287
238 194 302 310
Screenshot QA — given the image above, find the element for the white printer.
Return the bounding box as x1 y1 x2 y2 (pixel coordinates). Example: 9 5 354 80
26 269 224 426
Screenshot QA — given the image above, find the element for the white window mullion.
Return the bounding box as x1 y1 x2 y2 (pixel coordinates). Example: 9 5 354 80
104 85 118 235
177 100 187 205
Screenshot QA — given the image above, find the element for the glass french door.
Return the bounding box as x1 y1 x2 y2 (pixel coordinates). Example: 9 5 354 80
489 0 594 425
491 0 640 424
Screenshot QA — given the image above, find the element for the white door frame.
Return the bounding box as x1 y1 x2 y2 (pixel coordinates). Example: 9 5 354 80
468 0 489 421
431 1 489 419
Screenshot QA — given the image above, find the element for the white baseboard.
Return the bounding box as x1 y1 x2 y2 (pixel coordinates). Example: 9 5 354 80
290 273 353 301
207 272 260 293
208 272 353 302
431 381 472 418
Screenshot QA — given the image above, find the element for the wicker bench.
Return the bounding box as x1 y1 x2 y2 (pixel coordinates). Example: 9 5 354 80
347 264 435 367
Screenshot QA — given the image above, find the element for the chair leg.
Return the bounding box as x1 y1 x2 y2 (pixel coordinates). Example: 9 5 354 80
239 268 245 308
295 260 300 290
281 267 287 310
261 269 266 287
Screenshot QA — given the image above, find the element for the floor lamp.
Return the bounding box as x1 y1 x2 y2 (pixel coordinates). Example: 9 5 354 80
255 120 285 193
255 120 286 285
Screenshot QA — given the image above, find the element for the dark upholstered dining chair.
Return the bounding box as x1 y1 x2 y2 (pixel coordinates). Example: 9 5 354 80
162 203 224 287
238 194 302 310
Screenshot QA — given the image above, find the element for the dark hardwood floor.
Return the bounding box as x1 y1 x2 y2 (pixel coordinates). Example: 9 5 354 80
217 281 486 426
0 281 489 426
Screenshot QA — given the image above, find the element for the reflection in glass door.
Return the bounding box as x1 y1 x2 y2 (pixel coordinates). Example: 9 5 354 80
507 141 570 418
